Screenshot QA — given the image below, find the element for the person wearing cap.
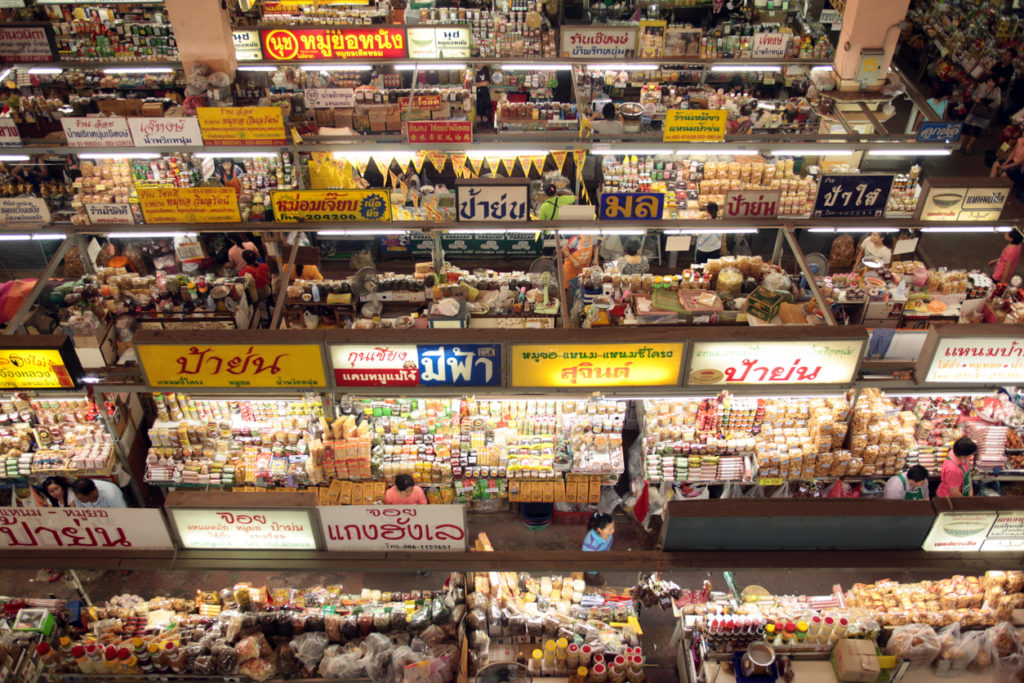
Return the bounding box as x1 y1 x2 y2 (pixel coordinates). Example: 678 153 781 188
885 465 931 500
937 437 977 498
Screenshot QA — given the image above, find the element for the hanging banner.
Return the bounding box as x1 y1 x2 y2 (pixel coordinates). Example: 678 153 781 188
407 230 542 257
167 508 318 550
0 25 55 63
455 180 529 222
318 505 467 552
127 117 203 147
196 106 287 146
511 343 685 388
260 26 407 61
0 118 21 147
551 150 568 174
687 339 864 385
271 189 392 222
135 342 328 389
406 25 471 59
0 508 173 550
331 343 501 387
426 151 448 171
406 120 472 144
303 88 356 109
663 109 727 142
61 116 133 147
232 29 263 61
0 197 50 224
529 154 547 175
559 25 637 59
137 187 240 223
599 192 664 220
723 190 781 218
812 174 894 218
450 153 468 177
85 203 135 225
751 32 790 59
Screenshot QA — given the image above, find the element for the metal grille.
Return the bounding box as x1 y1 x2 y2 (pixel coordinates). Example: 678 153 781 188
0 241 47 274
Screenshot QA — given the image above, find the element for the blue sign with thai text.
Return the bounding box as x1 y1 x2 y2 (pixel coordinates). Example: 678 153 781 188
416 344 501 386
917 121 962 143
813 174 894 218
599 192 665 221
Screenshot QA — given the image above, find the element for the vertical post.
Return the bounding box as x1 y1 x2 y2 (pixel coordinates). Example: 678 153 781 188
163 0 237 75
782 225 837 326
554 229 570 328
270 232 301 330
93 388 145 508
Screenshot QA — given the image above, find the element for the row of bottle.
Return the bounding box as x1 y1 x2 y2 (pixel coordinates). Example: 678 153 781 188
525 641 645 683
38 637 187 675
701 613 875 652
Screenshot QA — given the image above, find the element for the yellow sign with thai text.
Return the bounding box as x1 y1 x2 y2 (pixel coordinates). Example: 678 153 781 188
663 109 727 142
137 187 241 223
136 344 327 389
196 106 287 146
0 349 75 389
511 343 684 388
271 189 392 223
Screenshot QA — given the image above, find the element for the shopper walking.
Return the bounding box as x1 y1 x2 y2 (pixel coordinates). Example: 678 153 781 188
884 465 930 500
582 512 614 586
384 474 427 505
990 230 1023 284
31 476 71 508
70 478 126 508
937 437 977 498
962 74 1002 154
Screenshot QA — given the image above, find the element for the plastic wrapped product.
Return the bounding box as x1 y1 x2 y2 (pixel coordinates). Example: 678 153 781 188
259 613 278 637
276 643 300 677
239 657 277 681
276 612 294 638
886 624 941 668
215 644 238 674
420 625 446 646
341 615 359 641
408 606 431 632
325 615 343 643
305 614 325 632
469 629 490 652
466 609 487 631
468 592 488 611
431 596 450 625
290 632 329 671
235 634 265 663
320 651 364 679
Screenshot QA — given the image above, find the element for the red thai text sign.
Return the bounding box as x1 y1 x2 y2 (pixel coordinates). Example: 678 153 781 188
406 120 472 144
260 27 407 61
318 505 466 551
0 507 173 550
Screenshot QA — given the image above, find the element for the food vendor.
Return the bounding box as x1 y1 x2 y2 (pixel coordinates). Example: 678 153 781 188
592 102 624 136
884 465 930 500
583 513 614 586
214 158 245 198
990 229 1022 284
384 474 427 505
618 238 649 275
561 233 596 287
239 250 271 300
227 235 259 273
854 232 892 266
71 478 126 508
538 184 576 220
937 437 977 498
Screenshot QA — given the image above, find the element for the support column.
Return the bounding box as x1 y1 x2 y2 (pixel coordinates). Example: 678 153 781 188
164 0 236 75
831 0 911 92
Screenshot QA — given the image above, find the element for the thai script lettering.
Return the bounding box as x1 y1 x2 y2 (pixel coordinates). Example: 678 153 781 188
419 345 497 385
457 187 527 221
726 191 779 218
561 361 632 383
601 193 663 220
943 341 1024 357
723 358 822 383
174 345 288 377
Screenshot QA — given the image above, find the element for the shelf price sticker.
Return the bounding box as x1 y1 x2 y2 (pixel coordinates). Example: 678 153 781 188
137 187 240 223
757 477 784 486
663 109 726 142
196 106 286 146
260 27 407 61
135 343 328 389
271 189 392 222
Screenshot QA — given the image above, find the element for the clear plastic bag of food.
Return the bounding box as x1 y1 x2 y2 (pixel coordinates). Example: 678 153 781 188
469 629 489 652
887 623 941 668
291 631 329 670
235 634 266 663
467 609 487 631
215 644 238 674
320 651 364 679
408 605 431 632
420 624 446 646
431 596 450 625
276 643 300 677
468 592 488 611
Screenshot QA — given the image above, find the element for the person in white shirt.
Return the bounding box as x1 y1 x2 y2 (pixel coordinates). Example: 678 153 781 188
855 232 892 266
591 102 624 136
884 466 930 501
71 478 126 508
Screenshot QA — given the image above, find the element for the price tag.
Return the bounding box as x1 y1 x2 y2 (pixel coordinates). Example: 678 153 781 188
758 477 784 486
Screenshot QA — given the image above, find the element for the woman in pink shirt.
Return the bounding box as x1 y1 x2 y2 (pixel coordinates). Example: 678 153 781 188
990 230 1023 283
937 437 976 498
384 474 427 505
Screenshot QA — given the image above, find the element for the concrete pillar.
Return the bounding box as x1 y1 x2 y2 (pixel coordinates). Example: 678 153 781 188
165 0 236 75
831 0 911 91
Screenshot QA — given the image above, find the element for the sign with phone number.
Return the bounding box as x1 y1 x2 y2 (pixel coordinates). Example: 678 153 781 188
270 189 392 222
260 27 406 61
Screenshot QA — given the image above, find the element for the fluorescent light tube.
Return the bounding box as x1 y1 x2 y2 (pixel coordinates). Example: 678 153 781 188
0 155 30 162
0 68 12 81
446 228 540 234
867 149 953 157
920 226 1006 233
772 149 855 156
565 228 646 236
807 227 898 233
195 152 279 159
395 63 465 70
683 149 757 156
299 64 372 71
32 233 66 240
79 152 161 160
237 66 278 72
811 65 834 72
710 65 782 72
591 148 757 156
499 63 571 70
106 232 184 238
0 234 31 241
587 64 653 71
317 229 409 236
663 228 758 235
102 67 174 74
464 149 549 158
27 67 62 75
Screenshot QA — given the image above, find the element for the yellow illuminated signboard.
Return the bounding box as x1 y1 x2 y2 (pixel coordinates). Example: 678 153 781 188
0 349 76 389
135 343 327 389
511 343 684 388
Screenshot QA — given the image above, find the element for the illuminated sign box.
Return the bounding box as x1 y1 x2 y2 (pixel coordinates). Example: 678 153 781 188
317 504 467 552
165 491 319 550
916 326 1024 384
135 342 328 389
687 339 864 385
922 511 1024 552
0 507 173 550
0 333 84 390
510 342 684 388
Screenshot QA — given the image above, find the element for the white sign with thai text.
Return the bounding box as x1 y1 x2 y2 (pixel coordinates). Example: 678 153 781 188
169 508 318 550
85 203 135 225
318 504 467 552
61 116 133 147
0 507 173 550
127 117 203 147
752 32 790 59
925 337 1024 383
688 339 864 385
303 88 356 109
0 197 50 224
560 25 637 59
921 511 1024 552
232 29 262 61
0 118 22 147
407 26 471 59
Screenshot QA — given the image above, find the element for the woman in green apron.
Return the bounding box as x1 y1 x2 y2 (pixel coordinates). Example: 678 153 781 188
938 437 977 498
885 465 930 500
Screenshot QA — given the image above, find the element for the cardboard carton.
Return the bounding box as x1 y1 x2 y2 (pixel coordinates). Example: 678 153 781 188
833 639 880 683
